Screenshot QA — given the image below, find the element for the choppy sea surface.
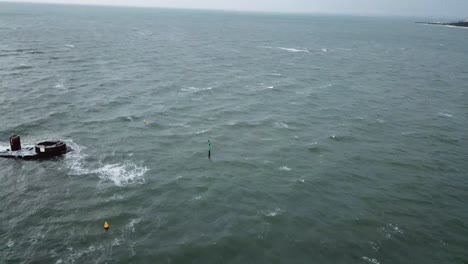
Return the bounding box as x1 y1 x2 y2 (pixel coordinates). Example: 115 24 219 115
1 3 467 263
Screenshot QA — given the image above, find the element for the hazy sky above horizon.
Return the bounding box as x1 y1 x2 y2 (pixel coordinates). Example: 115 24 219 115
2 0 468 18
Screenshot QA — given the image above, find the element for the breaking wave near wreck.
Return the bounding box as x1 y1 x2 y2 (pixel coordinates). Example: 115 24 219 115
65 140 148 187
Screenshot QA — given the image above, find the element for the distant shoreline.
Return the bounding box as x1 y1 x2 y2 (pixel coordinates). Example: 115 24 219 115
415 21 468 28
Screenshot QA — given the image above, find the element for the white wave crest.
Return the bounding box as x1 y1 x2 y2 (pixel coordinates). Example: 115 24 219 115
438 112 453 118
277 47 310 53
274 121 289 128
65 140 148 187
362 257 380 264
319 84 333 89
181 86 213 93
279 166 292 171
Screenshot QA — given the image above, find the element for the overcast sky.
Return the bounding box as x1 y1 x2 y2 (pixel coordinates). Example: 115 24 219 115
3 0 468 18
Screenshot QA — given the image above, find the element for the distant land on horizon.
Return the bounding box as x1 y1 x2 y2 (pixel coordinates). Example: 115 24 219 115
416 20 468 28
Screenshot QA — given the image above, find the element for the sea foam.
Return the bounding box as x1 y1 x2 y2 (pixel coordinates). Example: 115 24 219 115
65 140 148 187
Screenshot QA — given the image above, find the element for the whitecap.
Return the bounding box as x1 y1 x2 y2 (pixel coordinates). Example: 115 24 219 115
54 84 64 89
6 240 14 248
126 218 141 233
401 131 415 136
362 257 380 264
277 47 310 53
319 84 333 89
65 44 75 48
321 48 328 52
195 129 208 134
181 86 213 93
279 166 291 171
438 112 453 118
265 208 282 217
387 223 403 234
192 195 202 200
369 241 380 251
274 121 289 128
380 223 404 240
269 73 282 76
107 194 124 202
266 86 274 89
112 238 123 246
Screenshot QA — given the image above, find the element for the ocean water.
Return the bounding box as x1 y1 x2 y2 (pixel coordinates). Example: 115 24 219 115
1 3 467 263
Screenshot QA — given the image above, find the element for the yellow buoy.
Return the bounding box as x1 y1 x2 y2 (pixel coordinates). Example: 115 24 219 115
143 119 147 125
104 221 109 230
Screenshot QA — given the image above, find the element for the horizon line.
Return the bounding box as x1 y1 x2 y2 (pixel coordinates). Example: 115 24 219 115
0 0 464 20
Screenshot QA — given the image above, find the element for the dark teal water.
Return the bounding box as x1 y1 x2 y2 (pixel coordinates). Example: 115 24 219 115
1 3 467 263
